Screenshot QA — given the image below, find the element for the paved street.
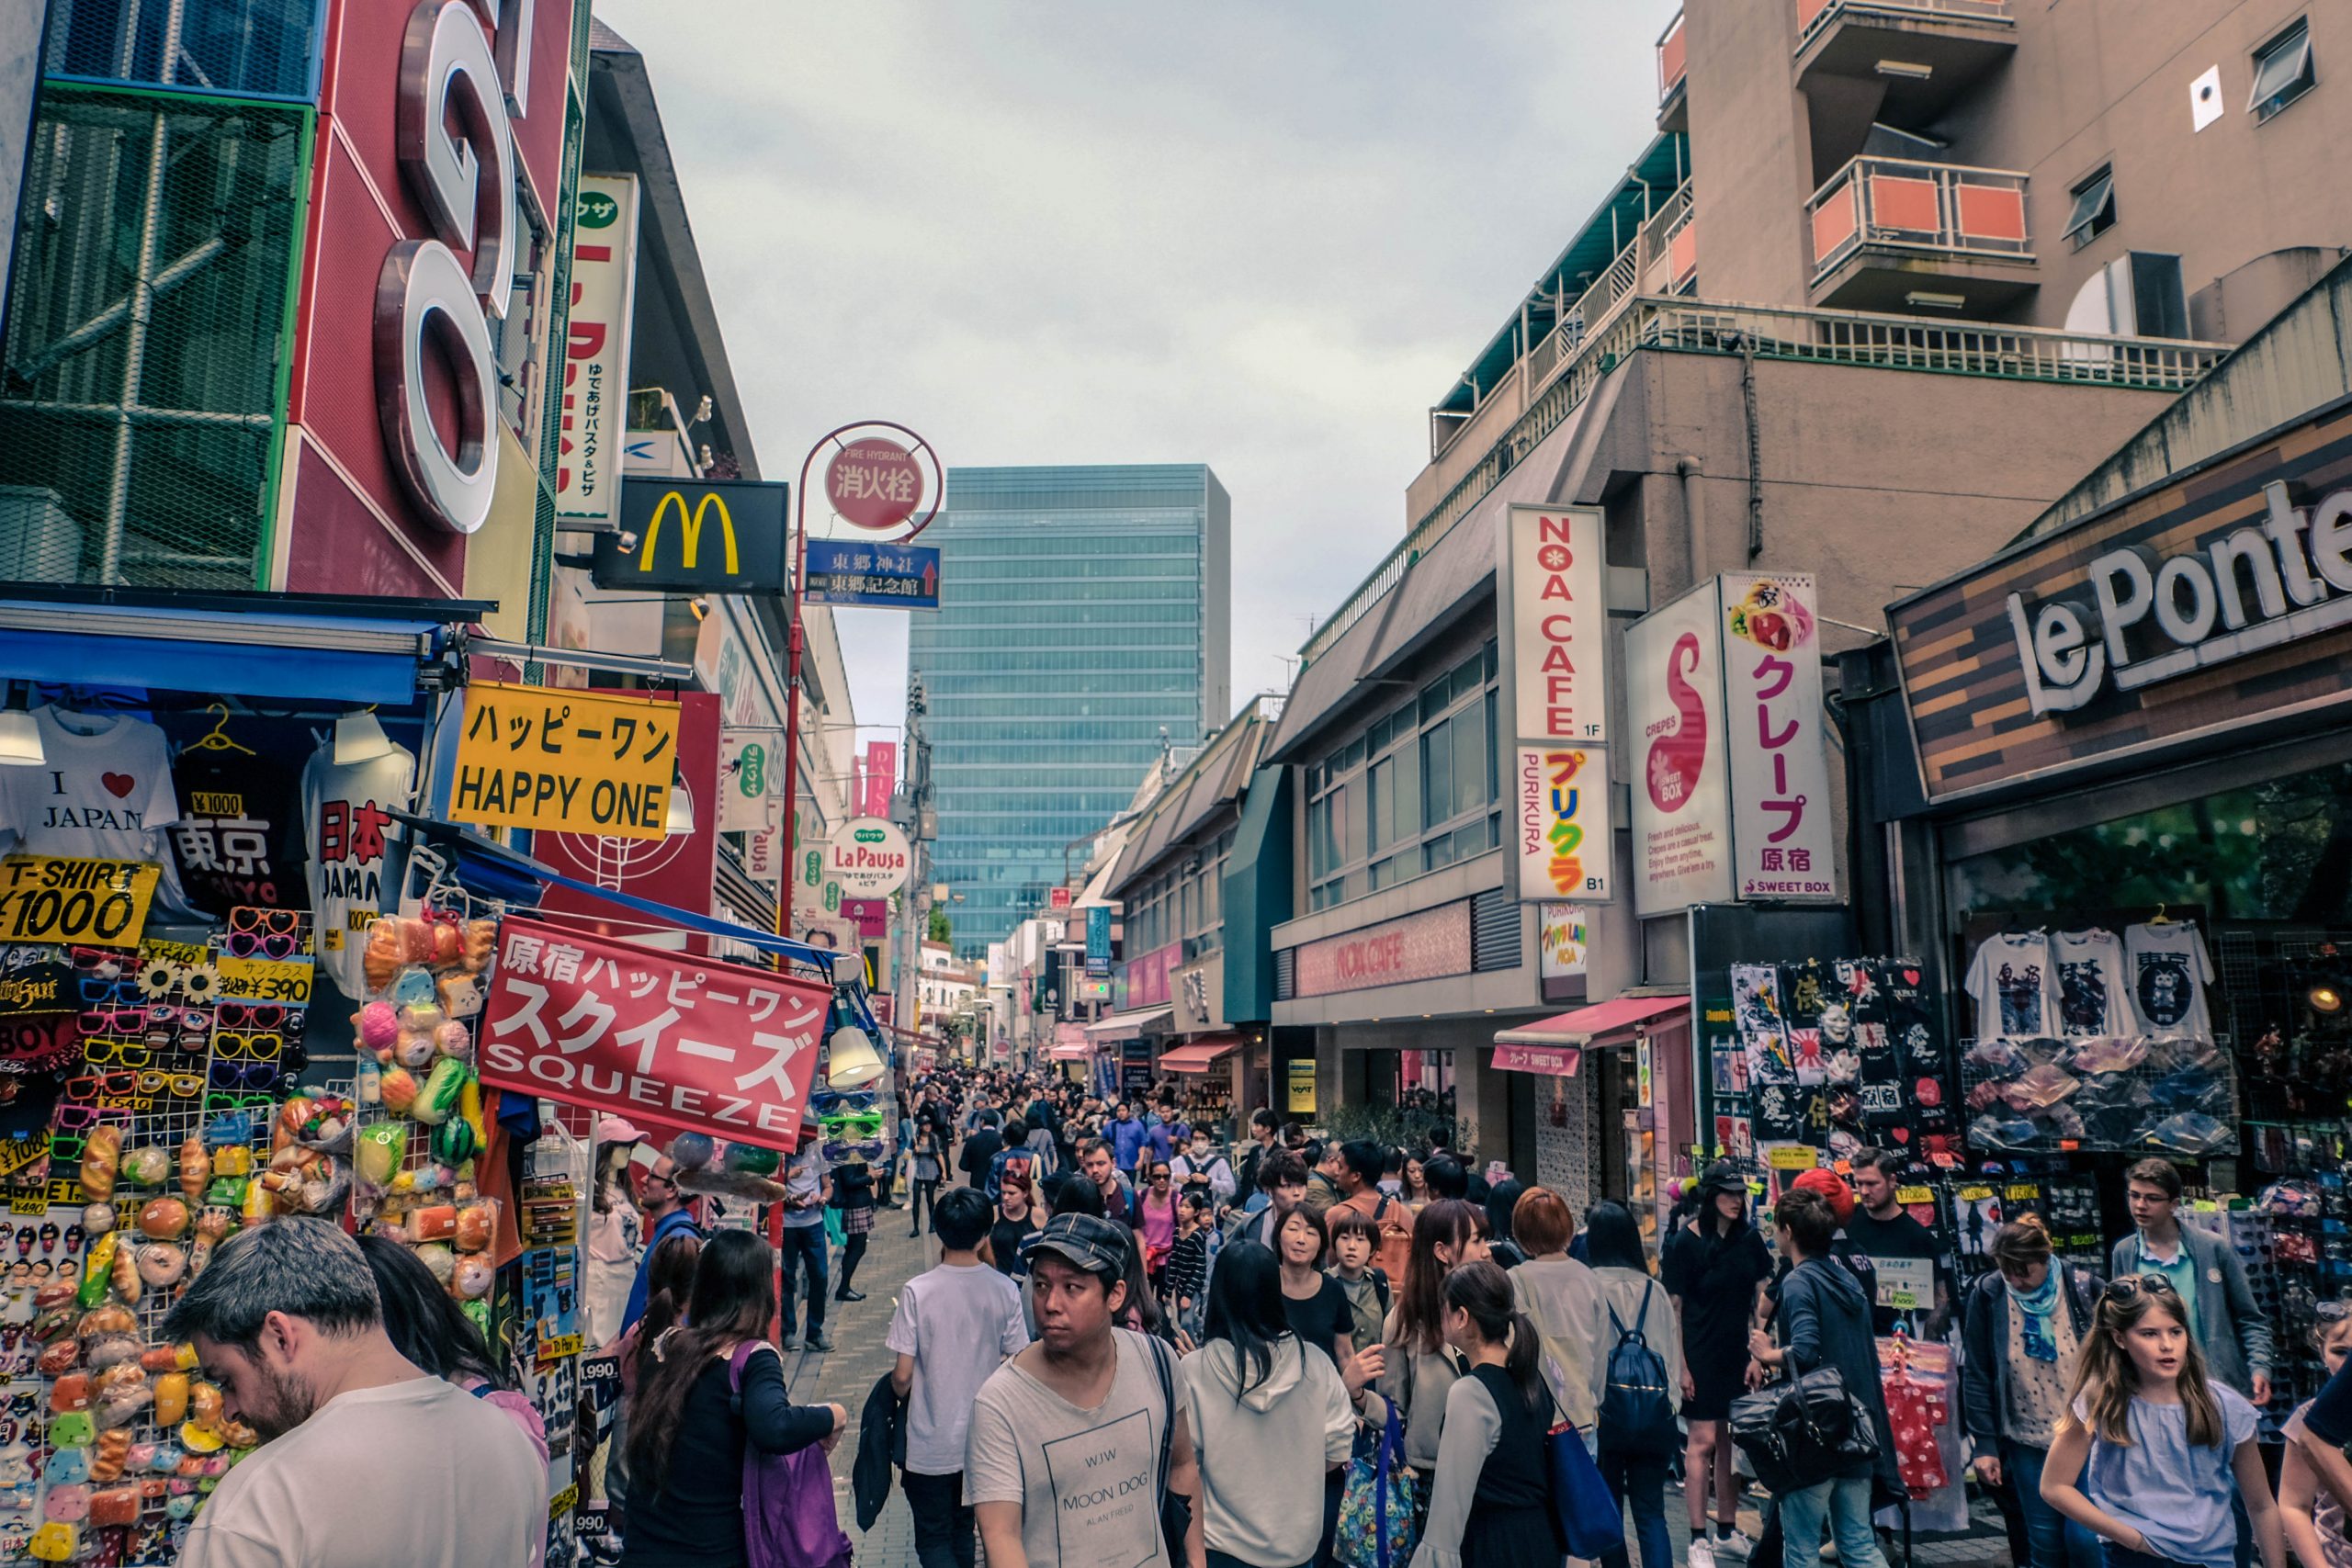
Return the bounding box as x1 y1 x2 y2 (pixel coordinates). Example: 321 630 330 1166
775 1200 2011 1568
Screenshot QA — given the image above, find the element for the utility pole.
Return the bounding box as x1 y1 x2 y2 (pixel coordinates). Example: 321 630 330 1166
892 671 933 1056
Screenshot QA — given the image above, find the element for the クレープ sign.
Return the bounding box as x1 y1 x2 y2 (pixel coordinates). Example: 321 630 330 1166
452 682 680 840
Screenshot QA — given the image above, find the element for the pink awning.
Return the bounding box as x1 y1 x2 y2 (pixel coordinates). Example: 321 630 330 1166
1494 994 1689 1053
1158 1035 1243 1074
1048 1041 1094 1061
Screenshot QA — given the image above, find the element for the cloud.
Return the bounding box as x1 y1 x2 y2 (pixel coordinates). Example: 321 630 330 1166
592 0 1678 735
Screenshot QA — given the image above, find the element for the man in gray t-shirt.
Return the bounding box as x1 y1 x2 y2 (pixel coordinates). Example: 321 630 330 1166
778 1147 831 1351
890 1189 1029 1568
966 1213 1203 1568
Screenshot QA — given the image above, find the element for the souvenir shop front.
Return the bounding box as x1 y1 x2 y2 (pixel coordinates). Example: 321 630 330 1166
0 586 857 1565
1880 386 2352 1427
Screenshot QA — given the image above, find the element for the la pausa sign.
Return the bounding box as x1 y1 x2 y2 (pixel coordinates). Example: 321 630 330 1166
2014 479 2352 715
823 817 911 897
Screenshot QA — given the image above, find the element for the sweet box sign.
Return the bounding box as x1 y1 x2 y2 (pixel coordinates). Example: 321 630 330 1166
480 918 831 1148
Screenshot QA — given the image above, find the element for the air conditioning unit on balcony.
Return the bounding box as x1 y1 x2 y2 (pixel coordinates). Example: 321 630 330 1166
0 488 85 581
2064 252 2188 340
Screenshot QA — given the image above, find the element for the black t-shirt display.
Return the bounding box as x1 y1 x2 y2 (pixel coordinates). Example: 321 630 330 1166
1282 1273 1354 1366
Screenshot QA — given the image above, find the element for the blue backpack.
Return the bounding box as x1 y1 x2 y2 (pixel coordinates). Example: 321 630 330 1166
1600 1282 1679 1459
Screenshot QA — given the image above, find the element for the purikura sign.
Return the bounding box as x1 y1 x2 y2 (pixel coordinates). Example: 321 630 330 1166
1514 745 1612 901
480 918 831 1148
1625 580 1733 918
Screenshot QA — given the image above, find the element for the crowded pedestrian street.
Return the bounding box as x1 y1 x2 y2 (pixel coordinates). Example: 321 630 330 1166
6 1 2352 1566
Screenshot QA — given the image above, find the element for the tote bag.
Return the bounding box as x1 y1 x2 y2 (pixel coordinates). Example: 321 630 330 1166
1335 1402 1421 1568
1548 1416 1624 1561
728 1342 852 1568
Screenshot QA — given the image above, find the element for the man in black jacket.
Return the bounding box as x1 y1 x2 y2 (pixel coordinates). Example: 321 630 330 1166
958 1110 1003 1190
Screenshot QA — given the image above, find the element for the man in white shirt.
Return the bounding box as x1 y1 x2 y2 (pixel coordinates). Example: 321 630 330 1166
164 1218 543 1567
889 1187 1029 1568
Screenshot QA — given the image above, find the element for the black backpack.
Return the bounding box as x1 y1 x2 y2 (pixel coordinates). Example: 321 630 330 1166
1600 1282 1679 1459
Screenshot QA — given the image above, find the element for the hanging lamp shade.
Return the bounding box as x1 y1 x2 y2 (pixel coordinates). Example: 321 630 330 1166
825 1026 885 1089
0 710 41 766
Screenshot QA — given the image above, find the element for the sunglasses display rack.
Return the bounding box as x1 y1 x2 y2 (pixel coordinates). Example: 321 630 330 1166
0 919 319 1563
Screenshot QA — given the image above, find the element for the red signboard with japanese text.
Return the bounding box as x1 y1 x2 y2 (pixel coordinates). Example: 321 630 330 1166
535 692 721 942
481 917 830 1148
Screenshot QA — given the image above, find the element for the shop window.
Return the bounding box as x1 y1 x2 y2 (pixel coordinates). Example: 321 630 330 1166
2250 18 2315 121
2063 165 2116 250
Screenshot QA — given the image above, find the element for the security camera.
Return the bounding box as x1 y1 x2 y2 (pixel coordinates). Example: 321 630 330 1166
616 531 638 556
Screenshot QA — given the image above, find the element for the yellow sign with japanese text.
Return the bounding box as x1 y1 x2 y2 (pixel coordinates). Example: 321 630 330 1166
0 856 160 946
452 682 678 840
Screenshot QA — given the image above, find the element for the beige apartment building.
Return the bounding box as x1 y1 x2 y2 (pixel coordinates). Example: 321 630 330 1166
1266 0 2352 1211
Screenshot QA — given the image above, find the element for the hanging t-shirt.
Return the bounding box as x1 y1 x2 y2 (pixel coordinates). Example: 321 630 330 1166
164 731 308 915
1964 931 2058 1043
2124 921 2216 1040
2052 929 2134 1039
301 740 415 1001
0 707 206 920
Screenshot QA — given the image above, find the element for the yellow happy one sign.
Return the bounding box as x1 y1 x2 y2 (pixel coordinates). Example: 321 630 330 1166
452 682 678 840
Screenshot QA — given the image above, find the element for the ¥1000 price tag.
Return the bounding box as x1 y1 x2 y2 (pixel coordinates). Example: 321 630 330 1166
0 855 159 947
216 954 313 1004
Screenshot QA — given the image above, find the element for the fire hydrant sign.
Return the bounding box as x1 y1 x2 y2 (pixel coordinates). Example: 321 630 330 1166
480 918 831 1148
453 682 678 840
0 856 161 946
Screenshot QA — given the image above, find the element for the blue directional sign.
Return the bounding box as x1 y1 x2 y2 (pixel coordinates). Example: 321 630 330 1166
803 538 940 609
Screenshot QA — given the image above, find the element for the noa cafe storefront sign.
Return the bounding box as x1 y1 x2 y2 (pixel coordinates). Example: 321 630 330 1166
825 817 912 898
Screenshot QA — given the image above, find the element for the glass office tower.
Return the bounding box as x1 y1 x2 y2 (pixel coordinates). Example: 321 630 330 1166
910 465 1230 958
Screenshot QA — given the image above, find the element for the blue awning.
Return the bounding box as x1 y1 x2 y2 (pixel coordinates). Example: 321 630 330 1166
0 596 449 705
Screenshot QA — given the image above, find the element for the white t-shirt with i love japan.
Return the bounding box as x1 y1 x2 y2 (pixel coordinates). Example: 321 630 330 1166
0 707 203 918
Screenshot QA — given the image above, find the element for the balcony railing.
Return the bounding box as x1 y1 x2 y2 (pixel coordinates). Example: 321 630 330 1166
1299 297 2224 669
1657 10 1687 101
1796 0 2012 50
1808 156 2028 278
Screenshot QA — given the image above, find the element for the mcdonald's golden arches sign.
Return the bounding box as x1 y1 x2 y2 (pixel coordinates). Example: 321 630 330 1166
592 479 789 593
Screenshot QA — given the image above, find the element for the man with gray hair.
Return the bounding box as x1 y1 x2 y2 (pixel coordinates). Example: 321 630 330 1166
164 1218 544 1566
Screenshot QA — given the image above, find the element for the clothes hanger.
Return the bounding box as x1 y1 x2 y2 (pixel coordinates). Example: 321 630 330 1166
181 705 257 758
2148 904 2172 926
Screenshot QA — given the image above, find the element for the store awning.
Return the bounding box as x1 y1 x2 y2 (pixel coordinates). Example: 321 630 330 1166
1084 1005 1173 1042
0 586 486 705
1494 994 1689 1054
1158 1035 1244 1074
1048 1040 1095 1061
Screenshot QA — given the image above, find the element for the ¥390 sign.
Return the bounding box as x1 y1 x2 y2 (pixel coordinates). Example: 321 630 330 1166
376 0 534 536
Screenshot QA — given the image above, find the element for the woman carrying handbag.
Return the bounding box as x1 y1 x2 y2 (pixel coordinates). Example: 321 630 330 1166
619 1232 850 1568
1745 1188 1901 1568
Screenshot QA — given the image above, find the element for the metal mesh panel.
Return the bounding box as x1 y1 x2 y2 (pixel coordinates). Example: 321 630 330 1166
44 0 323 100
0 85 308 587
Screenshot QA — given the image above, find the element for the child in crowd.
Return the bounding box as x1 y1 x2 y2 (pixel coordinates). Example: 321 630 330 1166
1327 1206 1391 1354
2041 1273 2286 1568
1165 1190 1213 1342
2280 1303 2352 1568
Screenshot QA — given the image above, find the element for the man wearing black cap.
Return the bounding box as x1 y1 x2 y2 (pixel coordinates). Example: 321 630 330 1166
967 1213 1204 1568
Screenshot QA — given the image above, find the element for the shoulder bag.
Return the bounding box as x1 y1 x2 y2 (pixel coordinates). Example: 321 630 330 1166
727 1342 851 1568
1146 1333 1193 1565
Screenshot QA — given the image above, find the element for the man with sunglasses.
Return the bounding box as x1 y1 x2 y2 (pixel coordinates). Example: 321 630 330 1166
618 1153 700 1337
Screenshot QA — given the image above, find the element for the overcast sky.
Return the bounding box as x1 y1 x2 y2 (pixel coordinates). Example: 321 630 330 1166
594 0 1679 742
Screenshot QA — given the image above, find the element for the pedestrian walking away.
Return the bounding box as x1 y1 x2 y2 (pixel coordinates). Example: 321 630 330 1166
1585 1201 1684 1568
1181 1241 1363 1568
777 1142 834 1352
888 1188 1032 1568
1410 1258 1566 1568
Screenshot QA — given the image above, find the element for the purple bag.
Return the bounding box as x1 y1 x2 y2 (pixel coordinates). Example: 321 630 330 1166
728 1342 853 1568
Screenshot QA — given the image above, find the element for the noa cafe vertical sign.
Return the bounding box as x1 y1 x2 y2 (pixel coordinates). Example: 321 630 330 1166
1508 504 1610 744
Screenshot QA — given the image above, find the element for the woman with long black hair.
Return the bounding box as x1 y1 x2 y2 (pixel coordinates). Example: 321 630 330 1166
1411 1259 1566 1568
1179 1241 1361 1568
358 1234 548 1464
1379 1199 1489 1483
619 1231 849 1568
1662 1162 1771 1568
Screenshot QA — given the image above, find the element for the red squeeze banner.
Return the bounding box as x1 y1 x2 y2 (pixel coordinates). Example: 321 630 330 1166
479 917 831 1150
